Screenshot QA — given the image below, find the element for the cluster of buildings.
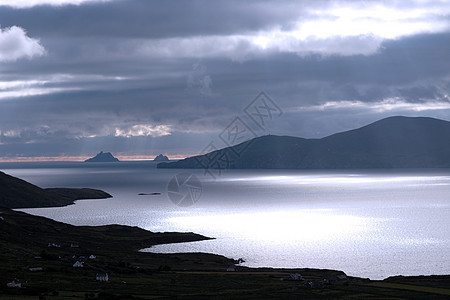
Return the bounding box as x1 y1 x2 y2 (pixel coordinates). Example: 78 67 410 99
5 242 110 289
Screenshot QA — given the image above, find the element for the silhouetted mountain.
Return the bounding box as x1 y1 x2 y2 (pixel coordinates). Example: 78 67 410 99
85 151 119 162
158 116 450 169
0 171 112 208
154 154 169 162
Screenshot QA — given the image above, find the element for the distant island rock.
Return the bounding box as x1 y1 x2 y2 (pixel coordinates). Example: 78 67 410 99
85 151 119 162
0 171 112 209
153 154 169 162
158 116 450 169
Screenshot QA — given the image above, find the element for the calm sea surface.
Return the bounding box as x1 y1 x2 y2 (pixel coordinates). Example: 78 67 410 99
2 161 449 279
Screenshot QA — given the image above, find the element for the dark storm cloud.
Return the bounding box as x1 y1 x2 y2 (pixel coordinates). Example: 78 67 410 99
2 34 450 145
0 0 303 38
1 0 450 158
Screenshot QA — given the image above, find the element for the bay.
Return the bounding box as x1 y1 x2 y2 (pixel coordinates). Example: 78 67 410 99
2 161 449 280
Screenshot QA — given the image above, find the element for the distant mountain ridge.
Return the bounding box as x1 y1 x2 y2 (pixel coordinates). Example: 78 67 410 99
158 116 450 169
85 151 119 162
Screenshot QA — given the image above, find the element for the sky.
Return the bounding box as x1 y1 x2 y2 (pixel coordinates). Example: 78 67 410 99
0 0 450 161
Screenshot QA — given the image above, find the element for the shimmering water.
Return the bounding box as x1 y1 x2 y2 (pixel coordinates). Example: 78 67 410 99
3 161 449 279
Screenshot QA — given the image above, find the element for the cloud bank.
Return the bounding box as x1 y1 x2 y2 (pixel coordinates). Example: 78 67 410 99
0 0 450 159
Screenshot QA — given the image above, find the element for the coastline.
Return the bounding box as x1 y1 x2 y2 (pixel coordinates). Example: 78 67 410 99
2 206 450 298
0 170 112 209
1 169 449 298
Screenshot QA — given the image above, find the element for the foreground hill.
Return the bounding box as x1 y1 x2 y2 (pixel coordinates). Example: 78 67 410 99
0 171 112 208
158 116 450 169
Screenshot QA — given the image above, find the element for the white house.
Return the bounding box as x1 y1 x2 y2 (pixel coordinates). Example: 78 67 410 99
73 261 84 268
96 273 109 282
6 280 21 288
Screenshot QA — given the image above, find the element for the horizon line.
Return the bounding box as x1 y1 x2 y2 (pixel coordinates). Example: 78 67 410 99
0 155 187 163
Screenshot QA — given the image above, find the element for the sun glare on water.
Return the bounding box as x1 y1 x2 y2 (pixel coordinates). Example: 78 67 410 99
166 210 369 244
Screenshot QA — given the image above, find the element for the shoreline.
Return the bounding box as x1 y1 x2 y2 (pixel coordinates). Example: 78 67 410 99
2 207 450 298
12 205 449 281
2 169 449 298
142 243 449 281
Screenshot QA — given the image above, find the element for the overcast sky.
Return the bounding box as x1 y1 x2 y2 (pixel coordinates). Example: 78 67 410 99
1 0 450 160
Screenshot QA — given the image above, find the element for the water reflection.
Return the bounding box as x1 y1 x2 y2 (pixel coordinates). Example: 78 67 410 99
166 209 369 242
217 174 450 185
8 164 449 280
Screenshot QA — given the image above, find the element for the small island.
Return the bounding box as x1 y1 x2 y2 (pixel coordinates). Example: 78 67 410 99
153 154 169 162
85 151 119 162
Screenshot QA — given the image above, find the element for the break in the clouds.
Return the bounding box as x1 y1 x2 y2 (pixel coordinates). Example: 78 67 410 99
114 125 172 138
0 0 450 159
0 26 45 61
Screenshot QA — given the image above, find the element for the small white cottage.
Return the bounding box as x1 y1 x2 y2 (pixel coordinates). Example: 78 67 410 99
73 261 84 268
6 280 21 288
96 273 109 282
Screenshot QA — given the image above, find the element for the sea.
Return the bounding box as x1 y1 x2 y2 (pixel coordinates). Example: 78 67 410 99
1 161 449 280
